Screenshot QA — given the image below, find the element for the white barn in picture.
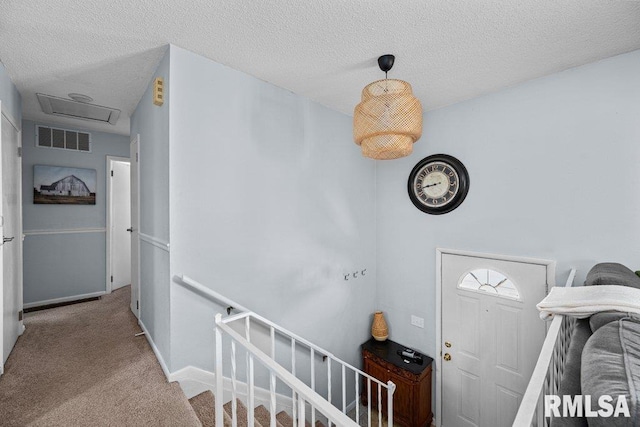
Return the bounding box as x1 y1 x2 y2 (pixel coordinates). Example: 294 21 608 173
39 175 90 196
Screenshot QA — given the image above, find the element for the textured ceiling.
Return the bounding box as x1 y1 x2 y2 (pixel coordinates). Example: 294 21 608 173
1 0 639 135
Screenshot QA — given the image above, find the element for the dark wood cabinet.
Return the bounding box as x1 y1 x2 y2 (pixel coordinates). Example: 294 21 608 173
361 339 433 427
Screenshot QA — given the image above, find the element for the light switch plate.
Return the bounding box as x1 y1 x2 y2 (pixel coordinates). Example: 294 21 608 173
411 315 424 328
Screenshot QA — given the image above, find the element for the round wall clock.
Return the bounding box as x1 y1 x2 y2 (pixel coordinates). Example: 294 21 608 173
407 154 470 215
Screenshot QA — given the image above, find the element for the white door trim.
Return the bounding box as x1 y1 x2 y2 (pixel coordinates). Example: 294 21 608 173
106 156 131 294
0 105 24 375
434 248 555 427
130 134 141 318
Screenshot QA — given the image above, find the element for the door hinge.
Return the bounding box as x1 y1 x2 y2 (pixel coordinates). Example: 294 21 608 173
136 152 139 162
110 275 113 283
136 300 139 310
17 147 22 158
18 310 23 321
111 170 114 177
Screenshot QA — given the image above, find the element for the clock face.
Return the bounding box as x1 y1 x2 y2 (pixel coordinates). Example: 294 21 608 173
407 154 469 215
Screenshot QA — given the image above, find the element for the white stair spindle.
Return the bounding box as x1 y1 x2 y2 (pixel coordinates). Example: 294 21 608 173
231 340 238 427
387 380 394 427
327 357 332 427
342 364 346 413
311 348 315 427
245 316 251 427
355 372 359 423
291 338 297 422
377 385 382 427
270 372 277 427
367 378 371 427
297 397 306 427
214 315 224 427
271 326 276 359
249 353 255 425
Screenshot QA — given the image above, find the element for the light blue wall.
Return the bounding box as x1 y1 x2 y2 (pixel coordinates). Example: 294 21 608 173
0 61 21 126
167 45 377 384
130 47 171 365
376 50 640 359
22 120 129 304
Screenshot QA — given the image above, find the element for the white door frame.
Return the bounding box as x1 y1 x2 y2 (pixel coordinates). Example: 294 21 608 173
105 156 131 294
130 135 140 318
0 104 23 375
434 248 556 427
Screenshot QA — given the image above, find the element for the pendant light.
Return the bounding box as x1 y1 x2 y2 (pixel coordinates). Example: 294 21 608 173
353 55 423 160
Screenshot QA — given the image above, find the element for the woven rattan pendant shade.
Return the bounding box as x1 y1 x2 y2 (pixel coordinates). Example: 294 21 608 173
354 78 423 160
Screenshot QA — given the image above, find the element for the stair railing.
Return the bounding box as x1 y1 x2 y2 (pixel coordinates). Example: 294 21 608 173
512 269 576 427
178 275 396 427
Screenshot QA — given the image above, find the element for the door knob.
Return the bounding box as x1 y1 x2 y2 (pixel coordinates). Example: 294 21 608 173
443 353 451 361
444 341 452 348
126 228 133 232
3 236 14 243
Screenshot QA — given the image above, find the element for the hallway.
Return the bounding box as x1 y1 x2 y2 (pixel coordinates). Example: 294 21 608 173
0 287 200 426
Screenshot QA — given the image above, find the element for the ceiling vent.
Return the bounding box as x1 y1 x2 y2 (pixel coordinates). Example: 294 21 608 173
37 93 121 125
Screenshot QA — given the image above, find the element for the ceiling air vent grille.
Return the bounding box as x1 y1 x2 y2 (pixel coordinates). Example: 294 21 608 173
36 125 91 153
36 93 120 125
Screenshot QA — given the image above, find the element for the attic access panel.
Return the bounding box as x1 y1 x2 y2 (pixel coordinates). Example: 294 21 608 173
37 93 121 125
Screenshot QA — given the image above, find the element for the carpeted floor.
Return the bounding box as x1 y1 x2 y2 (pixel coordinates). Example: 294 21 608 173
0 286 201 427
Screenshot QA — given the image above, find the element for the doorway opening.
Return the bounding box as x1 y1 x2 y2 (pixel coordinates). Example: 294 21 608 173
106 157 131 294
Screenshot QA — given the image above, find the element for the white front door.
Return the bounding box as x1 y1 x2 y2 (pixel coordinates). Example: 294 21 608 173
130 136 140 317
1 112 22 371
440 251 552 427
110 160 131 290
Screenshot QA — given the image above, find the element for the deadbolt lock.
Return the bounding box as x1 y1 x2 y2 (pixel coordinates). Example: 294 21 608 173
444 341 452 348
444 353 451 361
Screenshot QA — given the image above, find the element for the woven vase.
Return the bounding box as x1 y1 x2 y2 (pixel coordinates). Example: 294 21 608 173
371 311 389 341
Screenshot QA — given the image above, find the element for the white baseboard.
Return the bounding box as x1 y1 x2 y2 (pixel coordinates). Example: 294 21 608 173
23 291 106 309
138 320 171 381
170 365 294 415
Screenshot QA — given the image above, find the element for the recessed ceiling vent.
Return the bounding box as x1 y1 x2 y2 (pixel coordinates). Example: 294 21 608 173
37 93 121 125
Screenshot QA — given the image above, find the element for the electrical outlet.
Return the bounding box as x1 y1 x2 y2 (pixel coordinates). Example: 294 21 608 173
411 315 424 328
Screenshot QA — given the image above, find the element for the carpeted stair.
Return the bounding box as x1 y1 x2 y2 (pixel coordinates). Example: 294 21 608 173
188 391 326 427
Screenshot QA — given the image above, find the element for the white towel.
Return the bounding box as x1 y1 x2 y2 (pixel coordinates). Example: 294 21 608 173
536 285 640 320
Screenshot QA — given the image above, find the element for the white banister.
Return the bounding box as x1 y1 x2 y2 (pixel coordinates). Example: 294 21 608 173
513 268 577 426
179 275 251 312
179 275 396 427
216 316 357 426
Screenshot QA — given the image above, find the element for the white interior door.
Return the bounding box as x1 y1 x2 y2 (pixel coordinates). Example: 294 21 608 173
440 251 551 427
110 160 131 290
130 136 139 317
1 112 21 370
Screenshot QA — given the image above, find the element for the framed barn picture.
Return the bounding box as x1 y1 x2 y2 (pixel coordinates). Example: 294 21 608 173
33 165 97 205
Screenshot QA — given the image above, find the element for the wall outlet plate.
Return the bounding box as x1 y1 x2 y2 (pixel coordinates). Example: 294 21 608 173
411 315 424 328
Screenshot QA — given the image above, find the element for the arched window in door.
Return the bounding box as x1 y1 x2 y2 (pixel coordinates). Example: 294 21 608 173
458 269 520 300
